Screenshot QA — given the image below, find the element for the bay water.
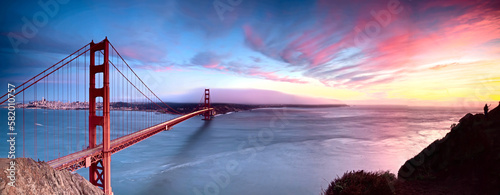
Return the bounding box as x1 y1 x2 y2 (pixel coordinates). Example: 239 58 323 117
0 106 481 194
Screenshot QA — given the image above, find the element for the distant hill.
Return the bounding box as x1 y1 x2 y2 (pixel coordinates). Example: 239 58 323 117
163 88 345 105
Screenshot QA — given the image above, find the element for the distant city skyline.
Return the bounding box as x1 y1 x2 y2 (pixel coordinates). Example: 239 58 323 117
1 0 499 107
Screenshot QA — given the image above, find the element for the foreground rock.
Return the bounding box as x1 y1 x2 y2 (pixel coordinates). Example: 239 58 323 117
0 158 104 195
397 104 500 194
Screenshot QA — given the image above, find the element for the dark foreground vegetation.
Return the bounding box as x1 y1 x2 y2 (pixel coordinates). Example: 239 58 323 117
323 171 396 195
324 104 500 195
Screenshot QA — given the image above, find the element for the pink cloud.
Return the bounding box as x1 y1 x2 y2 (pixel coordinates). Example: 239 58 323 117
341 1 499 87
243 25 265 51
246 67 308 84
429 63 454 70
241 0 500 89
189 51 307 84
116 42 167 64
202 63 222 69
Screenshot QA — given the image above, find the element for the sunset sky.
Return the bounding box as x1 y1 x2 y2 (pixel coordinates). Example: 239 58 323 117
1 0 499 106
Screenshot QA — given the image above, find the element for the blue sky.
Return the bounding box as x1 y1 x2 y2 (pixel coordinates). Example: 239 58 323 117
1 0 499 105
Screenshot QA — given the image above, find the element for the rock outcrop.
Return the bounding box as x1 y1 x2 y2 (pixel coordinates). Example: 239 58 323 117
0 158 104 195
398 104 500 194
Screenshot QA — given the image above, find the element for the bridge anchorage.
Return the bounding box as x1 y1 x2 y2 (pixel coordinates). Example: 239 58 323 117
0 37 214 195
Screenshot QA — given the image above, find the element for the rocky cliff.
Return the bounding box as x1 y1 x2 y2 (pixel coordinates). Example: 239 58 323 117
397 104 500 194
0 158 104 195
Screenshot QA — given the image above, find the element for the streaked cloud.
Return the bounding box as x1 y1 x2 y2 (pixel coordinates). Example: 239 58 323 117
0 0 498 104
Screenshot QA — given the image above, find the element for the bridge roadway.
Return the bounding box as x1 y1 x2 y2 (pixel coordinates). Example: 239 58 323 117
47 108 213 171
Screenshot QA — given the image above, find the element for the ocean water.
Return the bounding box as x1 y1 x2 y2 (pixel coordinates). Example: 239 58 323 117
0 106 481 194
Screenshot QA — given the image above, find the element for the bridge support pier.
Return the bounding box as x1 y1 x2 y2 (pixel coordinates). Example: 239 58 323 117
89 38 112 195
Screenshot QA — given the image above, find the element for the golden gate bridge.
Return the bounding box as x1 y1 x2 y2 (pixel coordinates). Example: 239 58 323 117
0 38 214 194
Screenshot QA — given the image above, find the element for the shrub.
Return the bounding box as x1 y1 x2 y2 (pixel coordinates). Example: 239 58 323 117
323 170 396 195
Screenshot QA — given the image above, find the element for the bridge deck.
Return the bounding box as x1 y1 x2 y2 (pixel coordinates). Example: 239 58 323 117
47 108 213 171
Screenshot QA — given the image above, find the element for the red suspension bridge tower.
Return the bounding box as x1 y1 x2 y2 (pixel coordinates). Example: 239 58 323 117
203 89 212 120
88 38 112 194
